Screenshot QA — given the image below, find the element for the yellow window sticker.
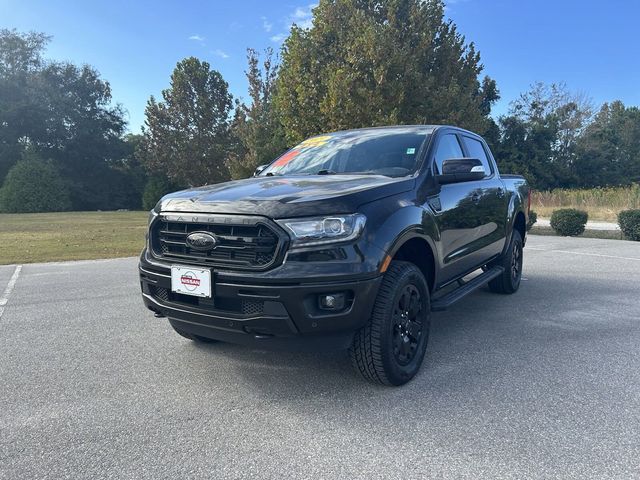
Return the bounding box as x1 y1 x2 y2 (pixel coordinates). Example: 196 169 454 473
297 135 333 148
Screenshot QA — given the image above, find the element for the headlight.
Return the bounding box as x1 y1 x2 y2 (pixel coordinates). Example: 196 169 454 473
277 214 366 248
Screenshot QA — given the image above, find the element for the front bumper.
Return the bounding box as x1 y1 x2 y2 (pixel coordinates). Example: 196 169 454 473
139 249 382 350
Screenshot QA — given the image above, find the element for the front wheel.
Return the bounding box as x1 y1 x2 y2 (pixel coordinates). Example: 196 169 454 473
350 261 431 386
488 229 524 294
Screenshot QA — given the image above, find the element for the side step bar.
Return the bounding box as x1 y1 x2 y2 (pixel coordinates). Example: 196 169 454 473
430 266 504 312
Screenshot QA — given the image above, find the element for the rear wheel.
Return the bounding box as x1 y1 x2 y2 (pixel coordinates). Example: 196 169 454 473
170 323 219 343
350 261 431 386
488 229 523 294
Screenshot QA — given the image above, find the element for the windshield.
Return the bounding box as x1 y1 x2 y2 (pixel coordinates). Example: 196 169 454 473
261 129 430 178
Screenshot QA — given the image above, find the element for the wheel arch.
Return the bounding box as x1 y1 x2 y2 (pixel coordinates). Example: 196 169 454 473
513 211 526 243
502 188 528 255
387 231 436 292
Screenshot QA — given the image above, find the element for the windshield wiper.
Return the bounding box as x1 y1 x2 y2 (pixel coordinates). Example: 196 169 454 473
316 169 337 175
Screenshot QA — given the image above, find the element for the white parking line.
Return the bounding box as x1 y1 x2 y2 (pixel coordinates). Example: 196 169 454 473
527 247 640 262
0 265 22 320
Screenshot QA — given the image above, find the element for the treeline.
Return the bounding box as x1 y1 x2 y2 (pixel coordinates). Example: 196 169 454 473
490 84 640 190
0 30 145 212
1 0 639 213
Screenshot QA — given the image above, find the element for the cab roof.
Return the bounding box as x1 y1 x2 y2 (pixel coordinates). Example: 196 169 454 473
321 124 476 137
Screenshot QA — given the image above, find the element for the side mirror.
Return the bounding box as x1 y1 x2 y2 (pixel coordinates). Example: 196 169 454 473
253 165 268 177
436 158 485 184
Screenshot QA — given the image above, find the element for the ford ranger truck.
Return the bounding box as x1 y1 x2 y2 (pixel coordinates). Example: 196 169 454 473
139 125 530 386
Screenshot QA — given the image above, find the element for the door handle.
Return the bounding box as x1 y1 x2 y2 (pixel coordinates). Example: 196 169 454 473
497 187 505 198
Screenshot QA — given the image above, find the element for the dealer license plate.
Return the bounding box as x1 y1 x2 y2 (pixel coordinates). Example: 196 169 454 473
170 265 212 298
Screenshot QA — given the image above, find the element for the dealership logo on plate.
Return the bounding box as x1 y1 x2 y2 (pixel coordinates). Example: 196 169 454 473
180 272 201 291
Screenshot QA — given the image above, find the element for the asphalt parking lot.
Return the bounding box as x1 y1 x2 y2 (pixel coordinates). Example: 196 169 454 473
1 235 639 479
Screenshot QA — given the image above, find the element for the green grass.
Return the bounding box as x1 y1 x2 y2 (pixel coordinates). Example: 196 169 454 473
532 185 640 222
0 211 148 265
1 199 634 265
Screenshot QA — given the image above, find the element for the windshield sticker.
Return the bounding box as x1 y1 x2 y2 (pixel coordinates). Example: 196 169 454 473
297 135 333 149
406 147 416 155
272 149 301 168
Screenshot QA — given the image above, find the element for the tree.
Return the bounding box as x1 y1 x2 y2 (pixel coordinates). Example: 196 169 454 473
142 175 181 210
274 0 499 144
0 29 129 210
140 57 233 186
0 29 49 75
574 101 640 187
0 29 49 181
494 82 592 190
0 150 71 213
40 62 128 209
103 134 148 210
227 48 287 179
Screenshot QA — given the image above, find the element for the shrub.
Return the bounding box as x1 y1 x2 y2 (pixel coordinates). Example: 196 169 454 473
618 210 640 241
550 209 588 236
526 210 537 231
0 155 71 213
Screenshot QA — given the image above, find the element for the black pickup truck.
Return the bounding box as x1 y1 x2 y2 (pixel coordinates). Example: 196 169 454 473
139 125 529 385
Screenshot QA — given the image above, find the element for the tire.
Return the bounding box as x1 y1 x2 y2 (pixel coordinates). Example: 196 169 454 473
350 261 431 386
170 323 219 343
488 229 524 294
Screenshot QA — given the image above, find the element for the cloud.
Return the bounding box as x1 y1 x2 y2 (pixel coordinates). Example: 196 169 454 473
261 16 273 32
289 3 316 29
443 0 471 14
188 35 205 42
270 33 286 43
270 3 317 43
213 49 229 59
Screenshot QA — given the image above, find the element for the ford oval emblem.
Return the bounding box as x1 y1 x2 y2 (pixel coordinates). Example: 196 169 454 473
186 232 218 251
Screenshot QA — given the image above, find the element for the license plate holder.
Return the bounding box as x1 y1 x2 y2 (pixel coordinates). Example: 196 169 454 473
170 265 212 298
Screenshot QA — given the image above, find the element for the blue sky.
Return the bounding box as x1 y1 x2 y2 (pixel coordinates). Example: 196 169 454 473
2 0 638 133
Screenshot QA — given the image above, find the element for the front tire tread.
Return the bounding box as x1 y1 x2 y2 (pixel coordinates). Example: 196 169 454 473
350 261 430 386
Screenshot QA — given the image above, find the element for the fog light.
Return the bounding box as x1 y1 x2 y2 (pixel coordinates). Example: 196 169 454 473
318 293 346 310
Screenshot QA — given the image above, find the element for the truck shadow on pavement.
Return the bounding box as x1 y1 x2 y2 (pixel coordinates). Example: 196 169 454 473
191 272 638 402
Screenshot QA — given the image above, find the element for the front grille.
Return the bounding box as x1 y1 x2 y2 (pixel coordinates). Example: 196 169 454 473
151 214 285 271
241 300 264 316
153 285 169 302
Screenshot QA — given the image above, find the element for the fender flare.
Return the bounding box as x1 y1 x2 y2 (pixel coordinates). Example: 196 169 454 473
384 226 439 288
502 192 526 256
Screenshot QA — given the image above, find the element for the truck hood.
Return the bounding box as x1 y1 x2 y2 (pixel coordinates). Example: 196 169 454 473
158 174 415 218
